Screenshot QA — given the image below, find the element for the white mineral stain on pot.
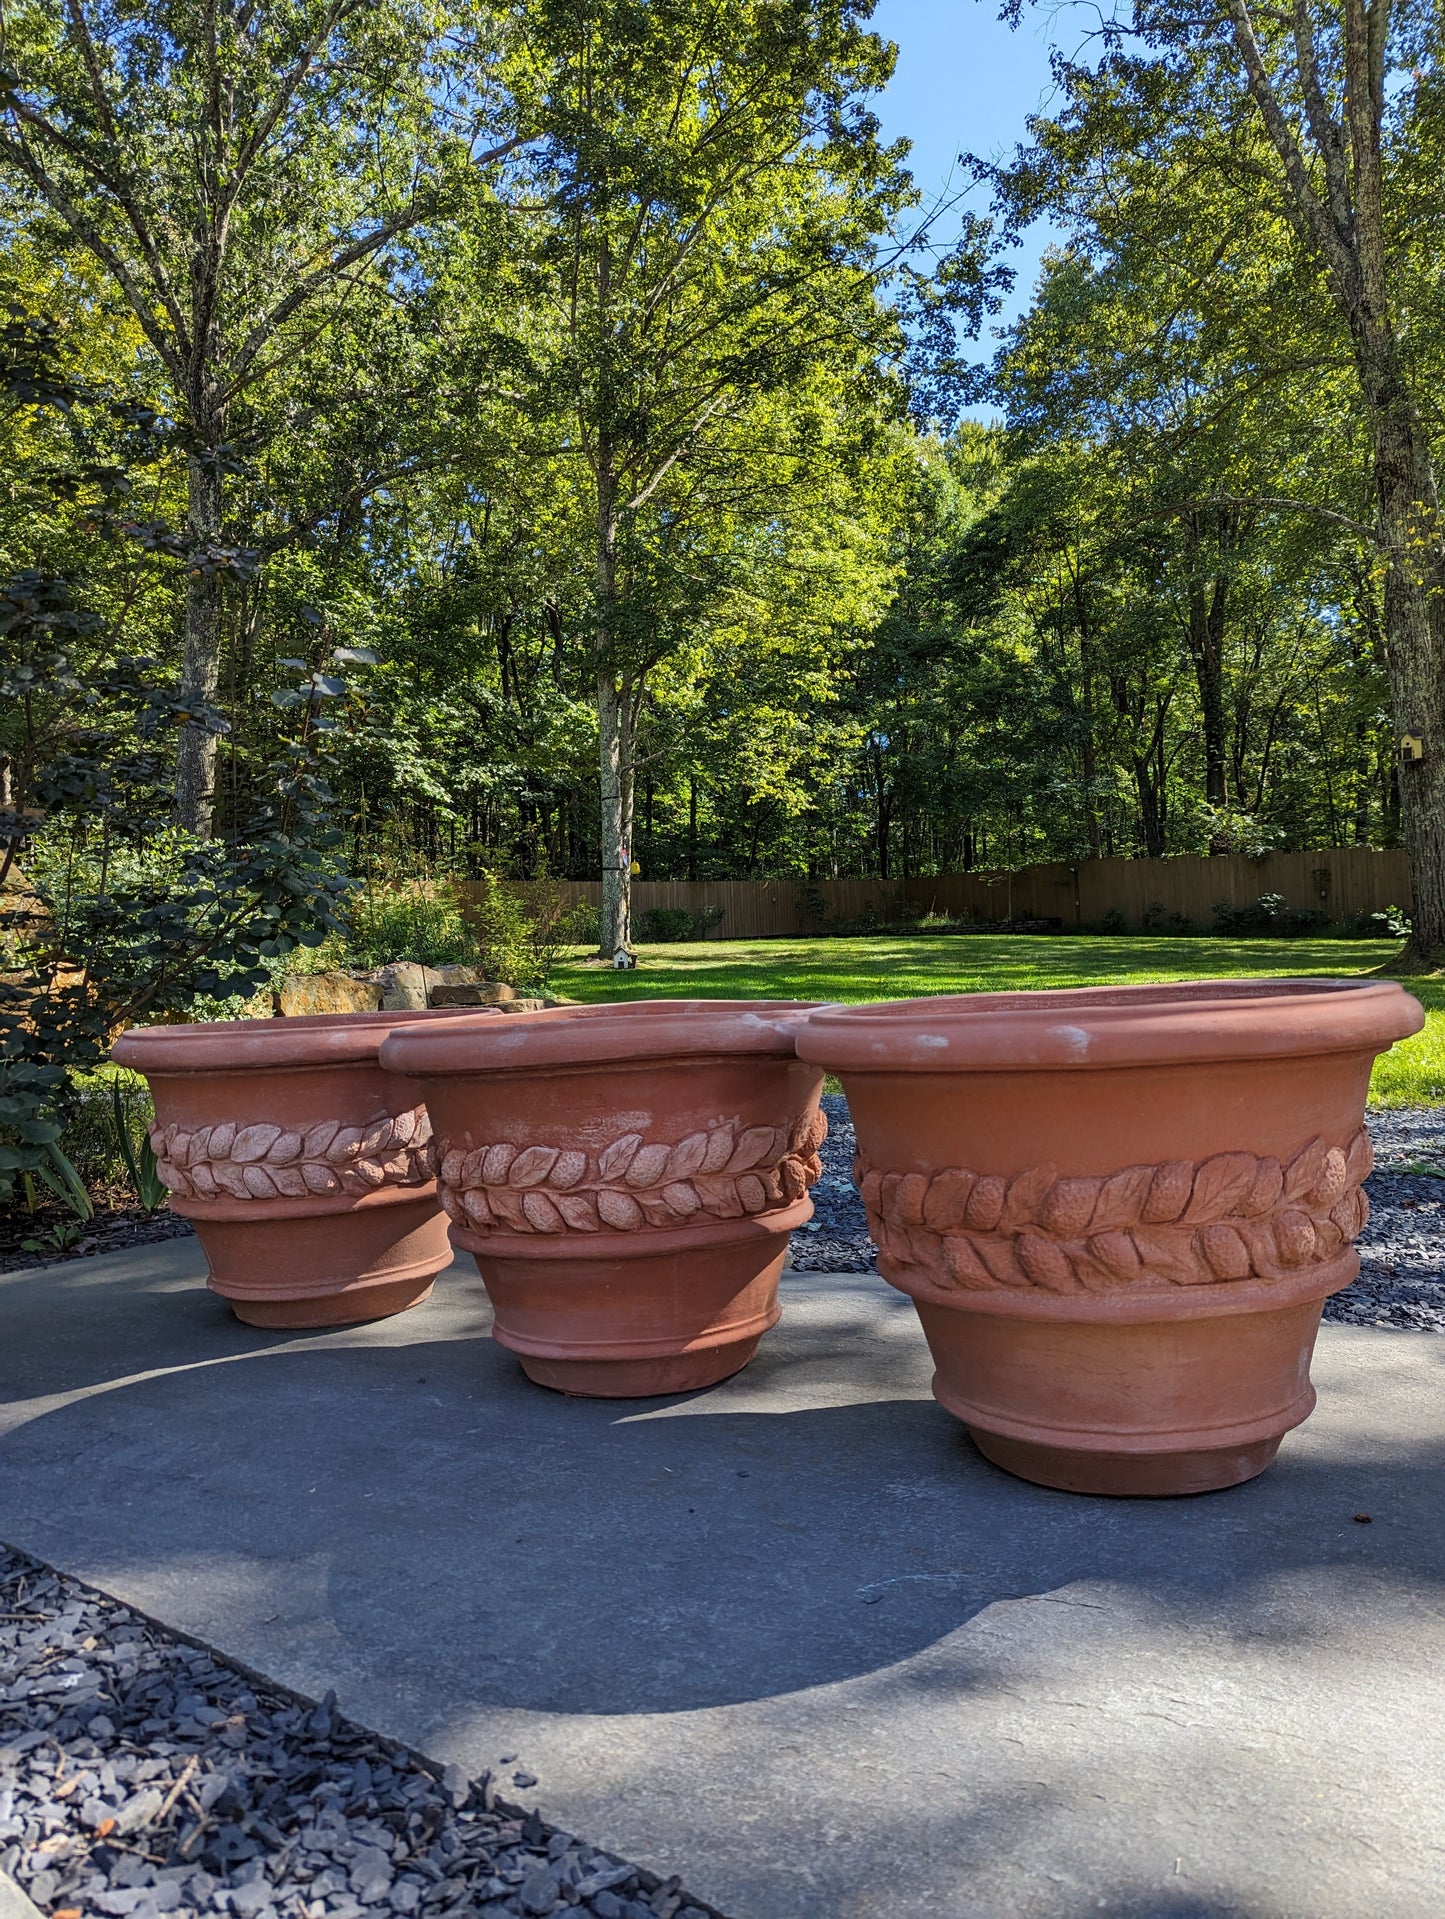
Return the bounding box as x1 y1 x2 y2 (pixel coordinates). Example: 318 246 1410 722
912 1035 949 1050
1051 1024 1092 1057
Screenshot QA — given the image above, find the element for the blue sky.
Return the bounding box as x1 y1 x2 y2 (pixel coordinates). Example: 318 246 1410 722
869 0 1073 343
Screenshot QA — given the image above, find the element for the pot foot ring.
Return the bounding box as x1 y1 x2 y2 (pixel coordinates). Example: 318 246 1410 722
227 1277 437 1331
967 1426 1285 1497
516 1336 762 1399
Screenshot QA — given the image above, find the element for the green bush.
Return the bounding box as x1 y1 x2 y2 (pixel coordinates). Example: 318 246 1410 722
464 875 545 989
345 879 482 969
1212 892 1329 937
634 904 726 942
1140 900 1193 934
1357 904 1411 939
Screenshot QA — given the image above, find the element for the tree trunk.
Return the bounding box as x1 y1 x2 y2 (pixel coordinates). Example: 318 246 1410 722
592 424 634 956
175 452 223 835
1361 344 1445 960
1184 531 1229 849
1221 0 1445 957
597 670 632 956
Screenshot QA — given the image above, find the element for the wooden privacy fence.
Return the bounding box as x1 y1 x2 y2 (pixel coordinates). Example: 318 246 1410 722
468 845 1413 941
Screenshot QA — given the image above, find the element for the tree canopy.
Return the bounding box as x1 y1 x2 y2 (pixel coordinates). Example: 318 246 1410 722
1 0 1439 950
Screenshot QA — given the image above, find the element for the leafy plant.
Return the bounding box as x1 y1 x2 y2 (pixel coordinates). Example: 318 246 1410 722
345 879 481 970
111 1078 167 1212
0 314 354 1204
1140 900 1193 935
20 1219 86 1257
634 905 726 943
1357 904 1412 940
32 1139 94 1222
1212 893 1329 937
465 874 543 990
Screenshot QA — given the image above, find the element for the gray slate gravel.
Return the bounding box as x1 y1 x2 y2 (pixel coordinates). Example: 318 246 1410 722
791 1094 1445 1330
0 1547 716 1919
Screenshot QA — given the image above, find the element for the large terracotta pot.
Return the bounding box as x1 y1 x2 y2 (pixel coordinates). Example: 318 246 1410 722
112 1009 490 1329
797 979 1422 1496
378 1000 827 1396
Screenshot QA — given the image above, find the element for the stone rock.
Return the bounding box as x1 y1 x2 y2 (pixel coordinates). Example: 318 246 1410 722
374 963 431 1012
274 973 382 1018
493 999 550 1015
427 986 522 1010
429 965 484 986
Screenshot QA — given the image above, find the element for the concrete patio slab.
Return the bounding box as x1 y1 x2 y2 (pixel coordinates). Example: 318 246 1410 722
2 1239 1442 1919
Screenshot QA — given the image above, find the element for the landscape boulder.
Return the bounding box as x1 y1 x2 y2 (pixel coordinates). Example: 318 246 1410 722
428 983 544 1011
274 971 382 1018
373 961 432 1012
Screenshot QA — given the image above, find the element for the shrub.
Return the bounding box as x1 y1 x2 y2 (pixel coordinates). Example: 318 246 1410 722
794 880 831 933
634 905 726 943
1212 893 1329 937
465 875 543 988
345 879 481 969
523 881 599 982
1141 900 1193 934
1357 904 1412 940
461 876 594 989
1097 907 1127 934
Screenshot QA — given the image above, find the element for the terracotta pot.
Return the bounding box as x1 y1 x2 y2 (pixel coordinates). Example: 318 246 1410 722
797 979 1423 1496
378 1000 827 1396
111 1009 491 1328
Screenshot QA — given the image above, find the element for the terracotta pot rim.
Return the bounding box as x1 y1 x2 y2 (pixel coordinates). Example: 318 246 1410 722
450 1196 811 1260
880 1250 1354 1321
796 977 1422 1072
379 997 821 1075
111 1005 488 1074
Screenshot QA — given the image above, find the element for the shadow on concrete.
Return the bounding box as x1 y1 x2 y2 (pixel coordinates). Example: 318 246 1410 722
2 1245 1443 1719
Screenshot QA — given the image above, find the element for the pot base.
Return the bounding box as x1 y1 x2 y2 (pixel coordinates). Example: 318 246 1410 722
228 1274 438 1331
966 1424 1286 1497
188 1195 453 1331
516 1334 763 1398
916 1291 1325 1498
462 1216 795 1399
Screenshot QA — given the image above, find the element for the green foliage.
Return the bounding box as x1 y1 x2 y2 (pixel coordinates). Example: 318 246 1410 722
1212 893 1330 937
634 906 725 944
1359 904 1413 940
111 1076 167 1212
0 317 353 1200
345 880 481 970
31 1139 93 1222
1139 902 1194 935
464 875 543 991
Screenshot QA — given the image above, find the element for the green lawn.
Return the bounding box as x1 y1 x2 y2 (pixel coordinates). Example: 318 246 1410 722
552 933 1444 1107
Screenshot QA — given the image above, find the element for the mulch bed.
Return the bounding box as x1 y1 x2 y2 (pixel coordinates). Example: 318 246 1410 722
0 1203 194 1276
0 1545 717 1919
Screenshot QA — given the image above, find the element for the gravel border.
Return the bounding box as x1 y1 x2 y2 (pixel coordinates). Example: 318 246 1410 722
790 1095 1445 1330
0 1546 719 1919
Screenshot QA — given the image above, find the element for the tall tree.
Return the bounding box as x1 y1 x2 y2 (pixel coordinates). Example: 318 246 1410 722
997 0 1445 957
0 0 519 831
507 0 907 952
